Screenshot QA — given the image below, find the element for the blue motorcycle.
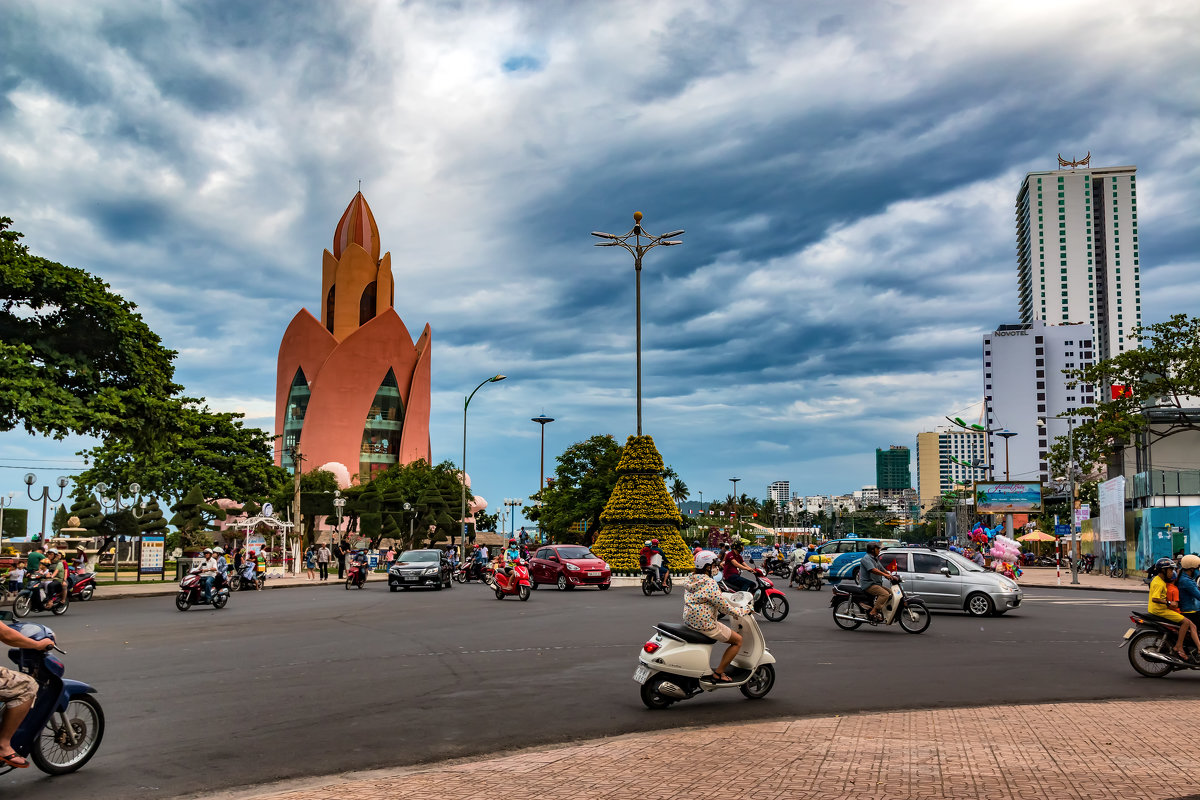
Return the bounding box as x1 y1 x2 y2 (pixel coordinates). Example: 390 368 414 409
0 613 104 775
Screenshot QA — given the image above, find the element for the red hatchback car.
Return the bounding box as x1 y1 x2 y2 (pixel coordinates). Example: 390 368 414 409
529 545 611 591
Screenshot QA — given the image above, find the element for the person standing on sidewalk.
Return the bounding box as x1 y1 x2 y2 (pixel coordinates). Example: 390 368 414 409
304 544 316 580
334 538 348 579
316 542 331 581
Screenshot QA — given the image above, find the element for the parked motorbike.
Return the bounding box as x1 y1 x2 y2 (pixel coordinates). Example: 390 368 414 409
176 569 230 611
0 614 104 775
641 567 673 596
12 581 69 619
829 577 930 633
1122 609 1200 677
635 591 776 709
345 561 368 589
67 568 96 602
229 564 264 592
492 560 531 601
719 568 789 622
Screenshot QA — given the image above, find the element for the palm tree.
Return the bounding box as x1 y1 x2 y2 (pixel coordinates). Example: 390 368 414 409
670 478 689 506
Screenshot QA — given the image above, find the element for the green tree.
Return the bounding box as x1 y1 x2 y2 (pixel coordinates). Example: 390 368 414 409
51 503 69 533
532 434 623 544
168 486 227 551
475 509 499 532
0 217 181 448
669 476 689 505
1050 313 1200 480
68 492 104 531
78 399 290 506
347 460 466 549
1 508 28 540
138 498 169 536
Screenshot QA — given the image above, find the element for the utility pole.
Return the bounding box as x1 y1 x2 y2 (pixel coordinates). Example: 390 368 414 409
1068 415 1079 585
289 445 305 542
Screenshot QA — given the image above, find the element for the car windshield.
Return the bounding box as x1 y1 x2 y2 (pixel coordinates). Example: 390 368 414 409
943 551 985 572
397 550 439 563
556 546 596 560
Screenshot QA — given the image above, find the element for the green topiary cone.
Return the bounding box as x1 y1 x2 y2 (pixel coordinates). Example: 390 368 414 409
592 435 692 572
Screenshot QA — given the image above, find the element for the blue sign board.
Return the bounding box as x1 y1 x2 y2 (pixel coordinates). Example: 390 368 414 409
1054 524 1071 537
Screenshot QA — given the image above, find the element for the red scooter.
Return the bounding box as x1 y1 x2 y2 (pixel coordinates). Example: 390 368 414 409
492 560 531 601
68 567 97 601
345 561 368 589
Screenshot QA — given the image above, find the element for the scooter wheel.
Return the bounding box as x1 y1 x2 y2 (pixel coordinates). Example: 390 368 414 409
495 588 505 600
79 585 95 601
762 594 788 622
739 663 775 699
662 577 673 595
175 592 192 612
518 585 530 601
640 675 677 710
642 580 653 596
52 597 70 616
12 594 30 618
832 598 861 630
213 593 229 610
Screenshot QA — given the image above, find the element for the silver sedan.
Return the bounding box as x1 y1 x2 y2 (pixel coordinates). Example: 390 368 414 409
876 548 1023 617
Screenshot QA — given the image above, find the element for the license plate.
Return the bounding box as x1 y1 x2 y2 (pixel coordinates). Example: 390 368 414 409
588 571 601 577
403 575 417 582
633 665 650 684
1123 627 1135 640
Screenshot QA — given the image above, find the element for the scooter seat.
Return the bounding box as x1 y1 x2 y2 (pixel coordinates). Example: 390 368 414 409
654 622 718 644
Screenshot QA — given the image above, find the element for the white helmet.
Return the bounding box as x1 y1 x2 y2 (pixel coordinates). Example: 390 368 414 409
203 548 213 554
212 546 224 554
645 541 652 546
694 549 719 570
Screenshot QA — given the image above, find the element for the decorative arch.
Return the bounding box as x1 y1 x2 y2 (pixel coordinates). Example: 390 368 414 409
282 367 310 472
359 281 377 327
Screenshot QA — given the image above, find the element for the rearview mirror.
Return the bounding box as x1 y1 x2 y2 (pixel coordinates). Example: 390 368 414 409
940 566 951 576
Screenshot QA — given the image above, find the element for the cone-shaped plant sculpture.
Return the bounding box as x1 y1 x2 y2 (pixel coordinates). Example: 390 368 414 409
592 435 691 572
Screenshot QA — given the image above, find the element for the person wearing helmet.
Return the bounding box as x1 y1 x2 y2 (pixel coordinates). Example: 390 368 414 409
199 548 218 602
639 541 654 570
212 546 229 588
1148 558 1196 662
683 550 743 682
646 539 668 585
505 538 521 564
1177 555 1200 640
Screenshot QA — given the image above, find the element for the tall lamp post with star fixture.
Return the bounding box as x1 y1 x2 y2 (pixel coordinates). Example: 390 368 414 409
592 212 684 436
531 413 554 544
729 477 740 543
461 374 506 565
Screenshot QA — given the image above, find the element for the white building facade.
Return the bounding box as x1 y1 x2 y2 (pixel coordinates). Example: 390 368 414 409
916 427 988 508
1016 163 1140 361
767 481 790 505
983 320 1096 482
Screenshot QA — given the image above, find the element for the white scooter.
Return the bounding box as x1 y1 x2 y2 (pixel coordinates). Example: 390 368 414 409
634 591 776 709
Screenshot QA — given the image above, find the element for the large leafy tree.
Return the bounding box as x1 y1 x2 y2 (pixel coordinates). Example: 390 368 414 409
168 486 227 551
1050 313 1200 481
347 460 467 549
530 434 624 544
77 400 290 506
0 218 181 448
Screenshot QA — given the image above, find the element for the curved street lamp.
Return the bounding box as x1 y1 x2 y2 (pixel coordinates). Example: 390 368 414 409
24 473 69 541
592 212 684 436
461 374 506 564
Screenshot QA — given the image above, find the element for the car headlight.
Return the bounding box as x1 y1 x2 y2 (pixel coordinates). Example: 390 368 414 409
565 563 580 571
1000 580 1018 591
423 567 439 575
604 563 611 571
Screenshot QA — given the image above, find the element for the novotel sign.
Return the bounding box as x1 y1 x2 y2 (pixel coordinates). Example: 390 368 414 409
993 330 1029 337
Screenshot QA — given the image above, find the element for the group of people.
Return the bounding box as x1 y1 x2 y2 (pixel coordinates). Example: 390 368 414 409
0 543 89 607
302 538 366 581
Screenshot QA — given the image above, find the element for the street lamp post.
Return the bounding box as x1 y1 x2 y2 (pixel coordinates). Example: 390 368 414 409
531 413 554 543
95 482 145 582
993 429 1019 542
0 492 15 556
504 498 523 540
24 473 69 541
1040 415 1081 585
332 490 346 531
461 374 506 565
729 477 740 542
592 213 684 436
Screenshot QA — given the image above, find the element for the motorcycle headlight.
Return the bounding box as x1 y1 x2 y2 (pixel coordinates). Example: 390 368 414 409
565 563 580 571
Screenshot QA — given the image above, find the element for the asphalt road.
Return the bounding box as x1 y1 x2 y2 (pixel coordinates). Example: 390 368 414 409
1 580 1188 799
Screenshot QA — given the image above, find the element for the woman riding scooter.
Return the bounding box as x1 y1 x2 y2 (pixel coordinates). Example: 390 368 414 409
683 550 743 683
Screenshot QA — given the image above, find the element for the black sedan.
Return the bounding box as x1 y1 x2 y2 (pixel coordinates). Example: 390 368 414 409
388 549 453 591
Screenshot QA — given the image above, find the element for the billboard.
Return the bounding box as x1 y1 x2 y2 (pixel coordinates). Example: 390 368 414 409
1098 476 1126 542
974 482 1043 514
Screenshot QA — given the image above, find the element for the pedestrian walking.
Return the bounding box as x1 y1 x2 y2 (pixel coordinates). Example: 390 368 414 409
317 542 331 581
305 544 316 580
386 546 396 571
334 538 348 579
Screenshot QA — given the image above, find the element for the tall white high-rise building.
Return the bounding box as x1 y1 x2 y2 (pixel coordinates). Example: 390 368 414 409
983 320 1096 482
767 481 790 505
1016 162 1141 361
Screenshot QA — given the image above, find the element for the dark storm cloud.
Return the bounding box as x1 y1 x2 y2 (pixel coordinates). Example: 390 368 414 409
0 0 1197 526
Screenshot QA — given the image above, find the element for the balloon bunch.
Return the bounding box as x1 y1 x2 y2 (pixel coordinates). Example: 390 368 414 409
989 535 1023 579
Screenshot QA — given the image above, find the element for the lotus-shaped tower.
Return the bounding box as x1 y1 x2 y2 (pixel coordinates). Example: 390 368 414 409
275 192 432 483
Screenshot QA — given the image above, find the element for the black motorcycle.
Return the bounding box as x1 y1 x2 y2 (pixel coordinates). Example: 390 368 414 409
1123 609 1200 677
795 564 824 591
0 614 104 775
763 558 791 579
13 581 69 619
641 567 673 596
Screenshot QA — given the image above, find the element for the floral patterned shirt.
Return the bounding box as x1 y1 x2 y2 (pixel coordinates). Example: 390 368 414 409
683 573 735 632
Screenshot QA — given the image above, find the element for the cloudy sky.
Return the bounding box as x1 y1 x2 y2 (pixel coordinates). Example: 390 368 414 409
2 0 1198 531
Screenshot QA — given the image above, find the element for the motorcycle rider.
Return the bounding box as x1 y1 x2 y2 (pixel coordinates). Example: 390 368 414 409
646 539 668 586
1177 555 1200 631
349 548 369 584
859 542 898 622
0 626 57 769
49 549 69 605
199 548 218 602
1147 558 1197 662
683 550 743 683
212 546 228 590
721 543 755 593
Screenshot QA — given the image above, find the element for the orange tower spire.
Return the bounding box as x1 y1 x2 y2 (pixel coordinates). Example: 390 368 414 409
333 191 381 263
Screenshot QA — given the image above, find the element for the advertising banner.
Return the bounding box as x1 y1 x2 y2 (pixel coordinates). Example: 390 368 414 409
974 482 1043 514
1099 476 1126 542
140 536 165 575
1075 505 1091 528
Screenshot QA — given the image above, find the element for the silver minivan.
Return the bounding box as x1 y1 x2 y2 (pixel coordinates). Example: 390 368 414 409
876 548 1023 617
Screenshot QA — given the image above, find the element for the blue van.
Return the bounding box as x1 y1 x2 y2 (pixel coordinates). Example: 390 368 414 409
812 537 902 583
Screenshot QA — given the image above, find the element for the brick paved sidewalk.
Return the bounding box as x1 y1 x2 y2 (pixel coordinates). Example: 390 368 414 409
199 699 1193 800
1018 567 1146 593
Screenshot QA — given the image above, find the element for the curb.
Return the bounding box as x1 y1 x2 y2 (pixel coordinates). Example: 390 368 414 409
91 576 389 601
1019 581 1147 594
